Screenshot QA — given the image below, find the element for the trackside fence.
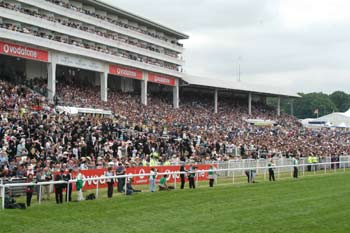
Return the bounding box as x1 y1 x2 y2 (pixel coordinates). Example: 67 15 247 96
1 160 349 210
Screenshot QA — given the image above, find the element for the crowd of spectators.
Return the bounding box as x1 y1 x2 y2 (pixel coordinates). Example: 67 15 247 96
0 1 180 72
0 74 349 180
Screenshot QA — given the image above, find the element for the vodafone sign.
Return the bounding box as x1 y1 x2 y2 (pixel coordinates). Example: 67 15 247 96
109 65 142 80
148 73 176 86
0 41 48 62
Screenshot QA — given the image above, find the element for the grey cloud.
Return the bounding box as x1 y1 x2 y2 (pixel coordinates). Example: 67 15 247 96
102 0 350 94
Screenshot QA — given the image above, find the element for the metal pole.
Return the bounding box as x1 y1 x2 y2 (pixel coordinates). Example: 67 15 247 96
96 181 99 199
2 185 5 210
232 171 235 184
173 172 176 190
303 163 305 176
196 172 199 188
39 184 42 205
66 181 70 203
125 176 127 196
314 164 316 175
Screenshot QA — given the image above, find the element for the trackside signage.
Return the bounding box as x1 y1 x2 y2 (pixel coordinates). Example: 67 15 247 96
109 65 143 80
65 164 214 190
0 41 48 62
148 73 176 86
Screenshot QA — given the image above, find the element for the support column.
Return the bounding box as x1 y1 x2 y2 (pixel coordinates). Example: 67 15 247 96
277 96 281 116
47 62 56 101
248 92 252 116
100 72 108 102
214 89 218 114
290 99 294 116
141 71 148 105
173 79 179 109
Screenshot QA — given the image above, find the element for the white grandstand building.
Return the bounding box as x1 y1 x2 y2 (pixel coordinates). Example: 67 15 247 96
0 0 298 115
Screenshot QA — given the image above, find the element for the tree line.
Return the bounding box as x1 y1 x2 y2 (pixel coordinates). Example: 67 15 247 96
268 91 350 119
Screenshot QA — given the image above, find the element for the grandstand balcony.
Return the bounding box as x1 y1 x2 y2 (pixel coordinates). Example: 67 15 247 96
0 4 184 67
16 0 186 53
0 27 185 78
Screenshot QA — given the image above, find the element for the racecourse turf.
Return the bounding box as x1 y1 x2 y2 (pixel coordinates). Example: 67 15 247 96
1 172 350 233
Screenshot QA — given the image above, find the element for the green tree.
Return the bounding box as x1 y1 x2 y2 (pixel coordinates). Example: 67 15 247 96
294 93 338 119
329 91 350 112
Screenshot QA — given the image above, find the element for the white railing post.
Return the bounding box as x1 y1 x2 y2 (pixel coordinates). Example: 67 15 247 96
66 181 70 203
39 184 42 205
96 181 99 199
303 163 305 176
2 184 5 210
125 176 127 196
173 172 176 190
232 171 235 184
314 163 316 175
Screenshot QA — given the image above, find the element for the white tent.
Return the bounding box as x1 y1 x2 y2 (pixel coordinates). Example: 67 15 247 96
315 109 350 128
301 109 350 128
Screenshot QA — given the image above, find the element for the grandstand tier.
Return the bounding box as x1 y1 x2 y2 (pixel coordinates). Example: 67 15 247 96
0 0 297 112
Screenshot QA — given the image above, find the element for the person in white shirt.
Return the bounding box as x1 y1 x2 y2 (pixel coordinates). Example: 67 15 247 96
105 165 115 198
149 168 157 192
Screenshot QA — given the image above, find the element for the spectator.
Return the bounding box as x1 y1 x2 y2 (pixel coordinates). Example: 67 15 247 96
159 174 174 191
54 169 64 204
26 174 34 207
76 168 84 201
149 168 157 192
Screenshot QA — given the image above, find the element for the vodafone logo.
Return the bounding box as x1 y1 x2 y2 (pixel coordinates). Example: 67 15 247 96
2 43 38 58
0 41 48 62
117 68 137 78
139 169 145 179
109 65 142 79
154 76 171 84
148 73 175 86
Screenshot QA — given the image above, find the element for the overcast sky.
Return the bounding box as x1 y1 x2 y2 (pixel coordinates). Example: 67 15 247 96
103 0 350 94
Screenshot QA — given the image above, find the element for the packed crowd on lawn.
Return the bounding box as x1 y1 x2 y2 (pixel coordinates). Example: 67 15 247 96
0 76 349 180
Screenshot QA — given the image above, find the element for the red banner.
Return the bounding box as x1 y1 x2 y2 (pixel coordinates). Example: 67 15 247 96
109 65 143 80
76 164 214 190
148 73 176 86
0 41 48 62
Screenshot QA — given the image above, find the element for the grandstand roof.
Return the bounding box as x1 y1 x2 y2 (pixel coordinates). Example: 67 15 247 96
182 75 300 98
88 0 189 40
